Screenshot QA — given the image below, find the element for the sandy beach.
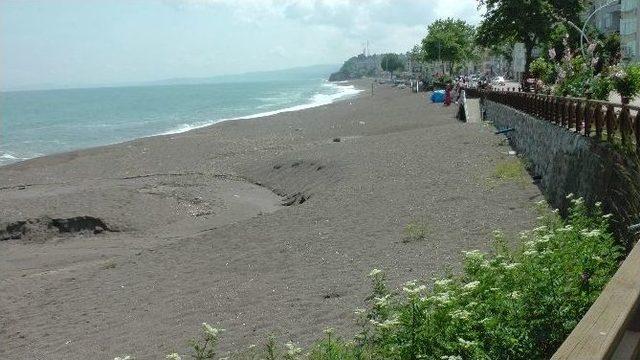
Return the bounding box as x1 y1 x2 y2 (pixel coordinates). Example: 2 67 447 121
0 81 543 359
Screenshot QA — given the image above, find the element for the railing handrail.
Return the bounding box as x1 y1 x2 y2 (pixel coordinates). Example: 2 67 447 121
470 88 640 155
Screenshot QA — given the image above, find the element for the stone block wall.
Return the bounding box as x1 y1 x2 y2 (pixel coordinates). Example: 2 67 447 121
483 100 640 244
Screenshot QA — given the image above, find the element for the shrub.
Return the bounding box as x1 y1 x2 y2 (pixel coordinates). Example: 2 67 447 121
402 222 429 243
349 197 621 360
611 63 640 99
529 58 554 84
588 73 613 100
119 198 622 360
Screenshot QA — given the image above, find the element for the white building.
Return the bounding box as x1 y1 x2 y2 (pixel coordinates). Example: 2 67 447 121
620 0 639 59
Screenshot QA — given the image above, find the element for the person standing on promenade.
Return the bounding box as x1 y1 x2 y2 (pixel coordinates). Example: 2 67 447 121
444 84 452 106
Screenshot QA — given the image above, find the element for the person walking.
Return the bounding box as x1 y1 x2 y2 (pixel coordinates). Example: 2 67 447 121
444 84 452 106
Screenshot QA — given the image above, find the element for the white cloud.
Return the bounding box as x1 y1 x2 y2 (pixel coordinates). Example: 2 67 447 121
169 0 480 55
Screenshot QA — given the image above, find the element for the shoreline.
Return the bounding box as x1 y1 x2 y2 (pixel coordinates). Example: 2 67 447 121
0 79 365 168
0 83 542 359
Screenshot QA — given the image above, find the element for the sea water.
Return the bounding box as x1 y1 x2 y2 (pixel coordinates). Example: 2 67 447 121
0 77 361 166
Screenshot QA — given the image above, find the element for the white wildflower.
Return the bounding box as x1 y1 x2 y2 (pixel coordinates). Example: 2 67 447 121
509 291 521 299
537 234 551 243
566 193 574 199
431 291 452 304
458 337 478 348
368 268 382 277
571 197 585 205
285 342 302 356
369 268 382 277
381 317 400 328
434 279 453 288
603 213 613 219
202 323 224 338
581 229 602 238
374 294 391 307
354 308 366 316
504 263 520 270
403 284 427 295
558 225 574 233
462 249 484 260
463 281 480 290
595 202 602 207
166 354 181 360
533 225 548 233
523 249 538 256
450 309 471 320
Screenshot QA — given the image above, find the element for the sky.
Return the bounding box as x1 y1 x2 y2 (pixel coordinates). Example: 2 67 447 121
0 0 482 90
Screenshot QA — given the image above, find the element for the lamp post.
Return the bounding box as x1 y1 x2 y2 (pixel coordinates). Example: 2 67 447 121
580 0 619 57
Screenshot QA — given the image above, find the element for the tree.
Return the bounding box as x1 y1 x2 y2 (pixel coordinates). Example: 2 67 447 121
380 53 405 77
421 18 476 74
476 0 586 80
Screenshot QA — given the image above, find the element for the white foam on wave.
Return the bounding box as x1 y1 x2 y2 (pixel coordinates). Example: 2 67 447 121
158 82 363 136
0 151 41 165
1 153 18 160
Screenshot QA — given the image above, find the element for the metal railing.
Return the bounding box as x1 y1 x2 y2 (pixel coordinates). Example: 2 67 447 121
469 88 640 155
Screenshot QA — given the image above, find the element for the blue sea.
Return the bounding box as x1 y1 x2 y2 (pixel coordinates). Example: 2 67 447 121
0 76 360 166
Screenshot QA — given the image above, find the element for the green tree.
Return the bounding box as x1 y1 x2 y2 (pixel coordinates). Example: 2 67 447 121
380 53 405 77
421 18 476 74
476 0 586 79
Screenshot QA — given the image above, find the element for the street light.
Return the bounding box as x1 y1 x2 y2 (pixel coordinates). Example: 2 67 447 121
579 0 619 57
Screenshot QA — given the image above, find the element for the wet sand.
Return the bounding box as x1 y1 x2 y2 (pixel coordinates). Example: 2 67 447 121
0 81 542 359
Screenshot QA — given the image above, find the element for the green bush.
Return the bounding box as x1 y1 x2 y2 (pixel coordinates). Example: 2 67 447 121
349 197 621 360
117 197 622 360
529 58 554 84
611 63 640 99
588 74 613 100
554 56 593 98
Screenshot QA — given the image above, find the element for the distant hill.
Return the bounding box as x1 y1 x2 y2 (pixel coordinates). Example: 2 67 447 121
329 54 383 81
152 64 341 86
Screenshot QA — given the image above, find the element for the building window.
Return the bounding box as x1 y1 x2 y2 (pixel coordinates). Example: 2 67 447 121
621 18 637 35
623 41 637 58
621 0 637 12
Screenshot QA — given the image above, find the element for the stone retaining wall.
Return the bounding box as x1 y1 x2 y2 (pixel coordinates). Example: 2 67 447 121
483 100 640 244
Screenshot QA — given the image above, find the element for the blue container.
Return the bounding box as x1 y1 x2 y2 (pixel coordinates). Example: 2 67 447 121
431 90 445 103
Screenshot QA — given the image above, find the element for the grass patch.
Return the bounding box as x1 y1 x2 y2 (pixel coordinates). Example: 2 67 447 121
101 259 117 270
488 159 529 188
402 221 429 243
115 197 622 360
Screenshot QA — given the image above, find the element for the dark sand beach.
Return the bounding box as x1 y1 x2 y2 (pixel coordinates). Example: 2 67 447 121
0 81 543 359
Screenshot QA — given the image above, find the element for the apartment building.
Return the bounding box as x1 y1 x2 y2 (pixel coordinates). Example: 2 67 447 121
587 0 640 60
620 0 639 59
590 0 622 35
